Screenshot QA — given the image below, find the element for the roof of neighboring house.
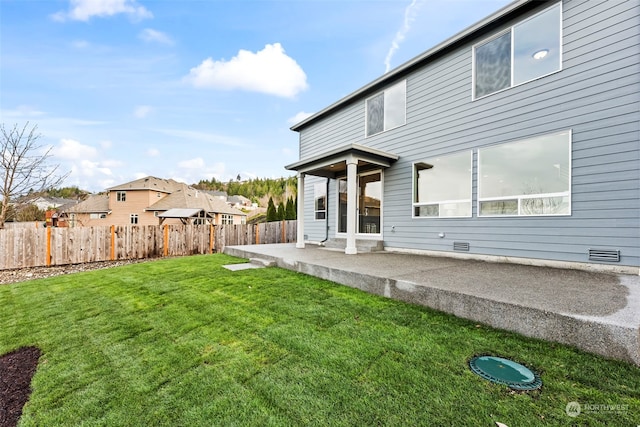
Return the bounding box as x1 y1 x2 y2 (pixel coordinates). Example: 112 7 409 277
147 184 246 216
64 194 110 213
157 208 213 219
227 195 251 205
290 0 536 131
107 176 184 193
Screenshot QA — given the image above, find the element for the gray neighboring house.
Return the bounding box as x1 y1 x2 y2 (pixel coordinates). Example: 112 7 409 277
287 0 639 273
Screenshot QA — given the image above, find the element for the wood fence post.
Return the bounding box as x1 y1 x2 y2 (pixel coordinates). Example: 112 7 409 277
255 224 259 245
110 225 115 260
281 220 285 243
209 224 215 253
163 224 169 257
46 226 51 266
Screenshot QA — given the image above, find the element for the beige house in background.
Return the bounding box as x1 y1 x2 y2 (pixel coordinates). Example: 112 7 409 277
65 176 246 227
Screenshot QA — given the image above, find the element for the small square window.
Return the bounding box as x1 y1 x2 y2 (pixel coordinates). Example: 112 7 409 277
130 214 139 224
117 191 126 202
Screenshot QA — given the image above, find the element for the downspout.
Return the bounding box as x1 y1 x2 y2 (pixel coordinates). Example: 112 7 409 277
320 178 330 245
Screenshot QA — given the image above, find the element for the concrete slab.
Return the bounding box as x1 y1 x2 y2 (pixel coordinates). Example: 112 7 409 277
224 243 640 366
223 263 264 271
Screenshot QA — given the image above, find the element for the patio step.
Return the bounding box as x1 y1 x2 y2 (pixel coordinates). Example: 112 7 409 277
323 238 384 253
250 257 276 267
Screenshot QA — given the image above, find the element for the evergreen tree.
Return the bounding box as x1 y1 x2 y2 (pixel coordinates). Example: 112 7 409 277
285 197 296 220
266 197 277 222
276 202 285 220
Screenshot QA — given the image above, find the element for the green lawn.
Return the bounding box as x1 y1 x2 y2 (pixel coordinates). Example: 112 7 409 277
1 254 638 426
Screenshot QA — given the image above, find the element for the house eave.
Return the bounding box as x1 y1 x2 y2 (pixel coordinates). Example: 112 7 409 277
290 0 536 132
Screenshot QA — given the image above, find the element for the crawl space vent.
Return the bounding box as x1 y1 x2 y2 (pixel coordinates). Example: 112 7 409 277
588 249 620 263
453 242 470 252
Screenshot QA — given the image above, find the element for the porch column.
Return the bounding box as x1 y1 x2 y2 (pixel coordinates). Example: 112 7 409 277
345 156 357 255
296 172 305 248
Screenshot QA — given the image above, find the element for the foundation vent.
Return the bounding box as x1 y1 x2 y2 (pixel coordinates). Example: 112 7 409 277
453 241 470 252
588 249 620 263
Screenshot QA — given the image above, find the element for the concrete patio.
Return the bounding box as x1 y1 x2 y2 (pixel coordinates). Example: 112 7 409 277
224 243 640 366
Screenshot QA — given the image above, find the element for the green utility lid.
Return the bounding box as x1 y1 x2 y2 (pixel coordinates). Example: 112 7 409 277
469 356 542 390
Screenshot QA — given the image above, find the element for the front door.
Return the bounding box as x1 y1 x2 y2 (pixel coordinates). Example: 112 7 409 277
338 171 382 235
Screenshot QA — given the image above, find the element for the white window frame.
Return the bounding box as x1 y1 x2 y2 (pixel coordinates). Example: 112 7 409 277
365 80 407 137
130 213 139 224
412 150 473 219
335 169 384 239
472 2 562 100
221 214 233 224
314 181 327 221
477 130 572 217
117 191 126 202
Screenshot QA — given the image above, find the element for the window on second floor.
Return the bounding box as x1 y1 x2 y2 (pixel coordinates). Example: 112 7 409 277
473 3 561 99
130 214 139 224
366 80 406 137
117 191 126 202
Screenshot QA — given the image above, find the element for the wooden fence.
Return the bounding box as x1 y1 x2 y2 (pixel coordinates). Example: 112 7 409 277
0 221 297 270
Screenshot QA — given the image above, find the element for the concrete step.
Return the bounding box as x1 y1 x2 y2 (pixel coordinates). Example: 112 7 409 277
323 238 384 253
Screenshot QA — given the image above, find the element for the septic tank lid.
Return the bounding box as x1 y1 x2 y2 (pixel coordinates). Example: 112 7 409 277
469 356 542 390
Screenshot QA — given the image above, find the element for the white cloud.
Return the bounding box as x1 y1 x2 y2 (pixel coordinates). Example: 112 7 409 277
55 138 98 160
178 157 205 169
134 105 153 118
384 0 424 73
52 0 153 22
100 140 113 149
155 128 244 147
287 111 313 126
184 43 308 98
139 28 174 45
146 148 160 157
72 40 90 49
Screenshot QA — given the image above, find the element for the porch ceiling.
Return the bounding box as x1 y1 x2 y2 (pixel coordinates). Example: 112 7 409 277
285 143 399 178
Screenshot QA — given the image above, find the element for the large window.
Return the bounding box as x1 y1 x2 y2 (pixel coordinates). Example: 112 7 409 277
478 131 571 216
474 3 561 98
413 151 472 218
221 214 233 224
366 80 406 137
314 182 327 220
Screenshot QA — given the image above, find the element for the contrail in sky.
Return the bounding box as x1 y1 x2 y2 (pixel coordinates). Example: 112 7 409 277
384 0 424 73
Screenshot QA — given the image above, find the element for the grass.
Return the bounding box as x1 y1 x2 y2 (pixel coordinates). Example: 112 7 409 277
1 254 638 426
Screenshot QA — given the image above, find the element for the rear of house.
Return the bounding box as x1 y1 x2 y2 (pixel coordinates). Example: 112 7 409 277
288 0 640 273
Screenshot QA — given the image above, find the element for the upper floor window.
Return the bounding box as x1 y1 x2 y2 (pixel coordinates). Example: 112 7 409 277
474 3 561 99
478 130 571 216
366 80 406 137
413 151 472 218
130 213 139 224
116 191 126 202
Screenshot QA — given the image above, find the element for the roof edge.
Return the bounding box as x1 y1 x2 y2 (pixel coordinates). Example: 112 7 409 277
290 0 532 132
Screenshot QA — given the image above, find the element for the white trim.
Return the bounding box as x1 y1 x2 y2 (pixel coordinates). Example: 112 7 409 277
365 79 407 138
472 2 563 101
335 169 384 239
411 150 473 219
477 129 572 217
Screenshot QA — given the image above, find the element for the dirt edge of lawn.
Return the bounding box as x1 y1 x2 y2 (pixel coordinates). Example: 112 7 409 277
0 347 41 427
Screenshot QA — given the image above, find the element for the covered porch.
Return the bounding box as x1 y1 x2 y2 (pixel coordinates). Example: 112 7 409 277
285 143 398 255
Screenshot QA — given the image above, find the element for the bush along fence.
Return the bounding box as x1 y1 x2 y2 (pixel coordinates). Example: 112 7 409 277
0 221 297 270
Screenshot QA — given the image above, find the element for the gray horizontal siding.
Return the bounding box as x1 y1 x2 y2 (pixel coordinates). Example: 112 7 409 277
296 0 639 267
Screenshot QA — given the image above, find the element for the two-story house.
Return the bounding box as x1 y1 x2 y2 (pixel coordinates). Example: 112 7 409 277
66 176 246 227
287 0 639 273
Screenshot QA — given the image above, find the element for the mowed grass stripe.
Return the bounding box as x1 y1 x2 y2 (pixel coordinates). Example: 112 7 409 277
0 254 638 426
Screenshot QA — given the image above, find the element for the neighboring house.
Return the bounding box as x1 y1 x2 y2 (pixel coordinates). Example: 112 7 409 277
227 195 253 210
287 0 639 273
65 176 246 227
20 196 76 211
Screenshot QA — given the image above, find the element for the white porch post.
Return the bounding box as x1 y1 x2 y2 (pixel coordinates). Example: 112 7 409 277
296 172 305 248
345 156 358 255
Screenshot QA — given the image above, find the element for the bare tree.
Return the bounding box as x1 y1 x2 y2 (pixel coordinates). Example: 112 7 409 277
1 122 68 228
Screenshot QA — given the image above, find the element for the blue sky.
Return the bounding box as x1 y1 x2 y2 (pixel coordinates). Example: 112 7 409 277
1 0 512 193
